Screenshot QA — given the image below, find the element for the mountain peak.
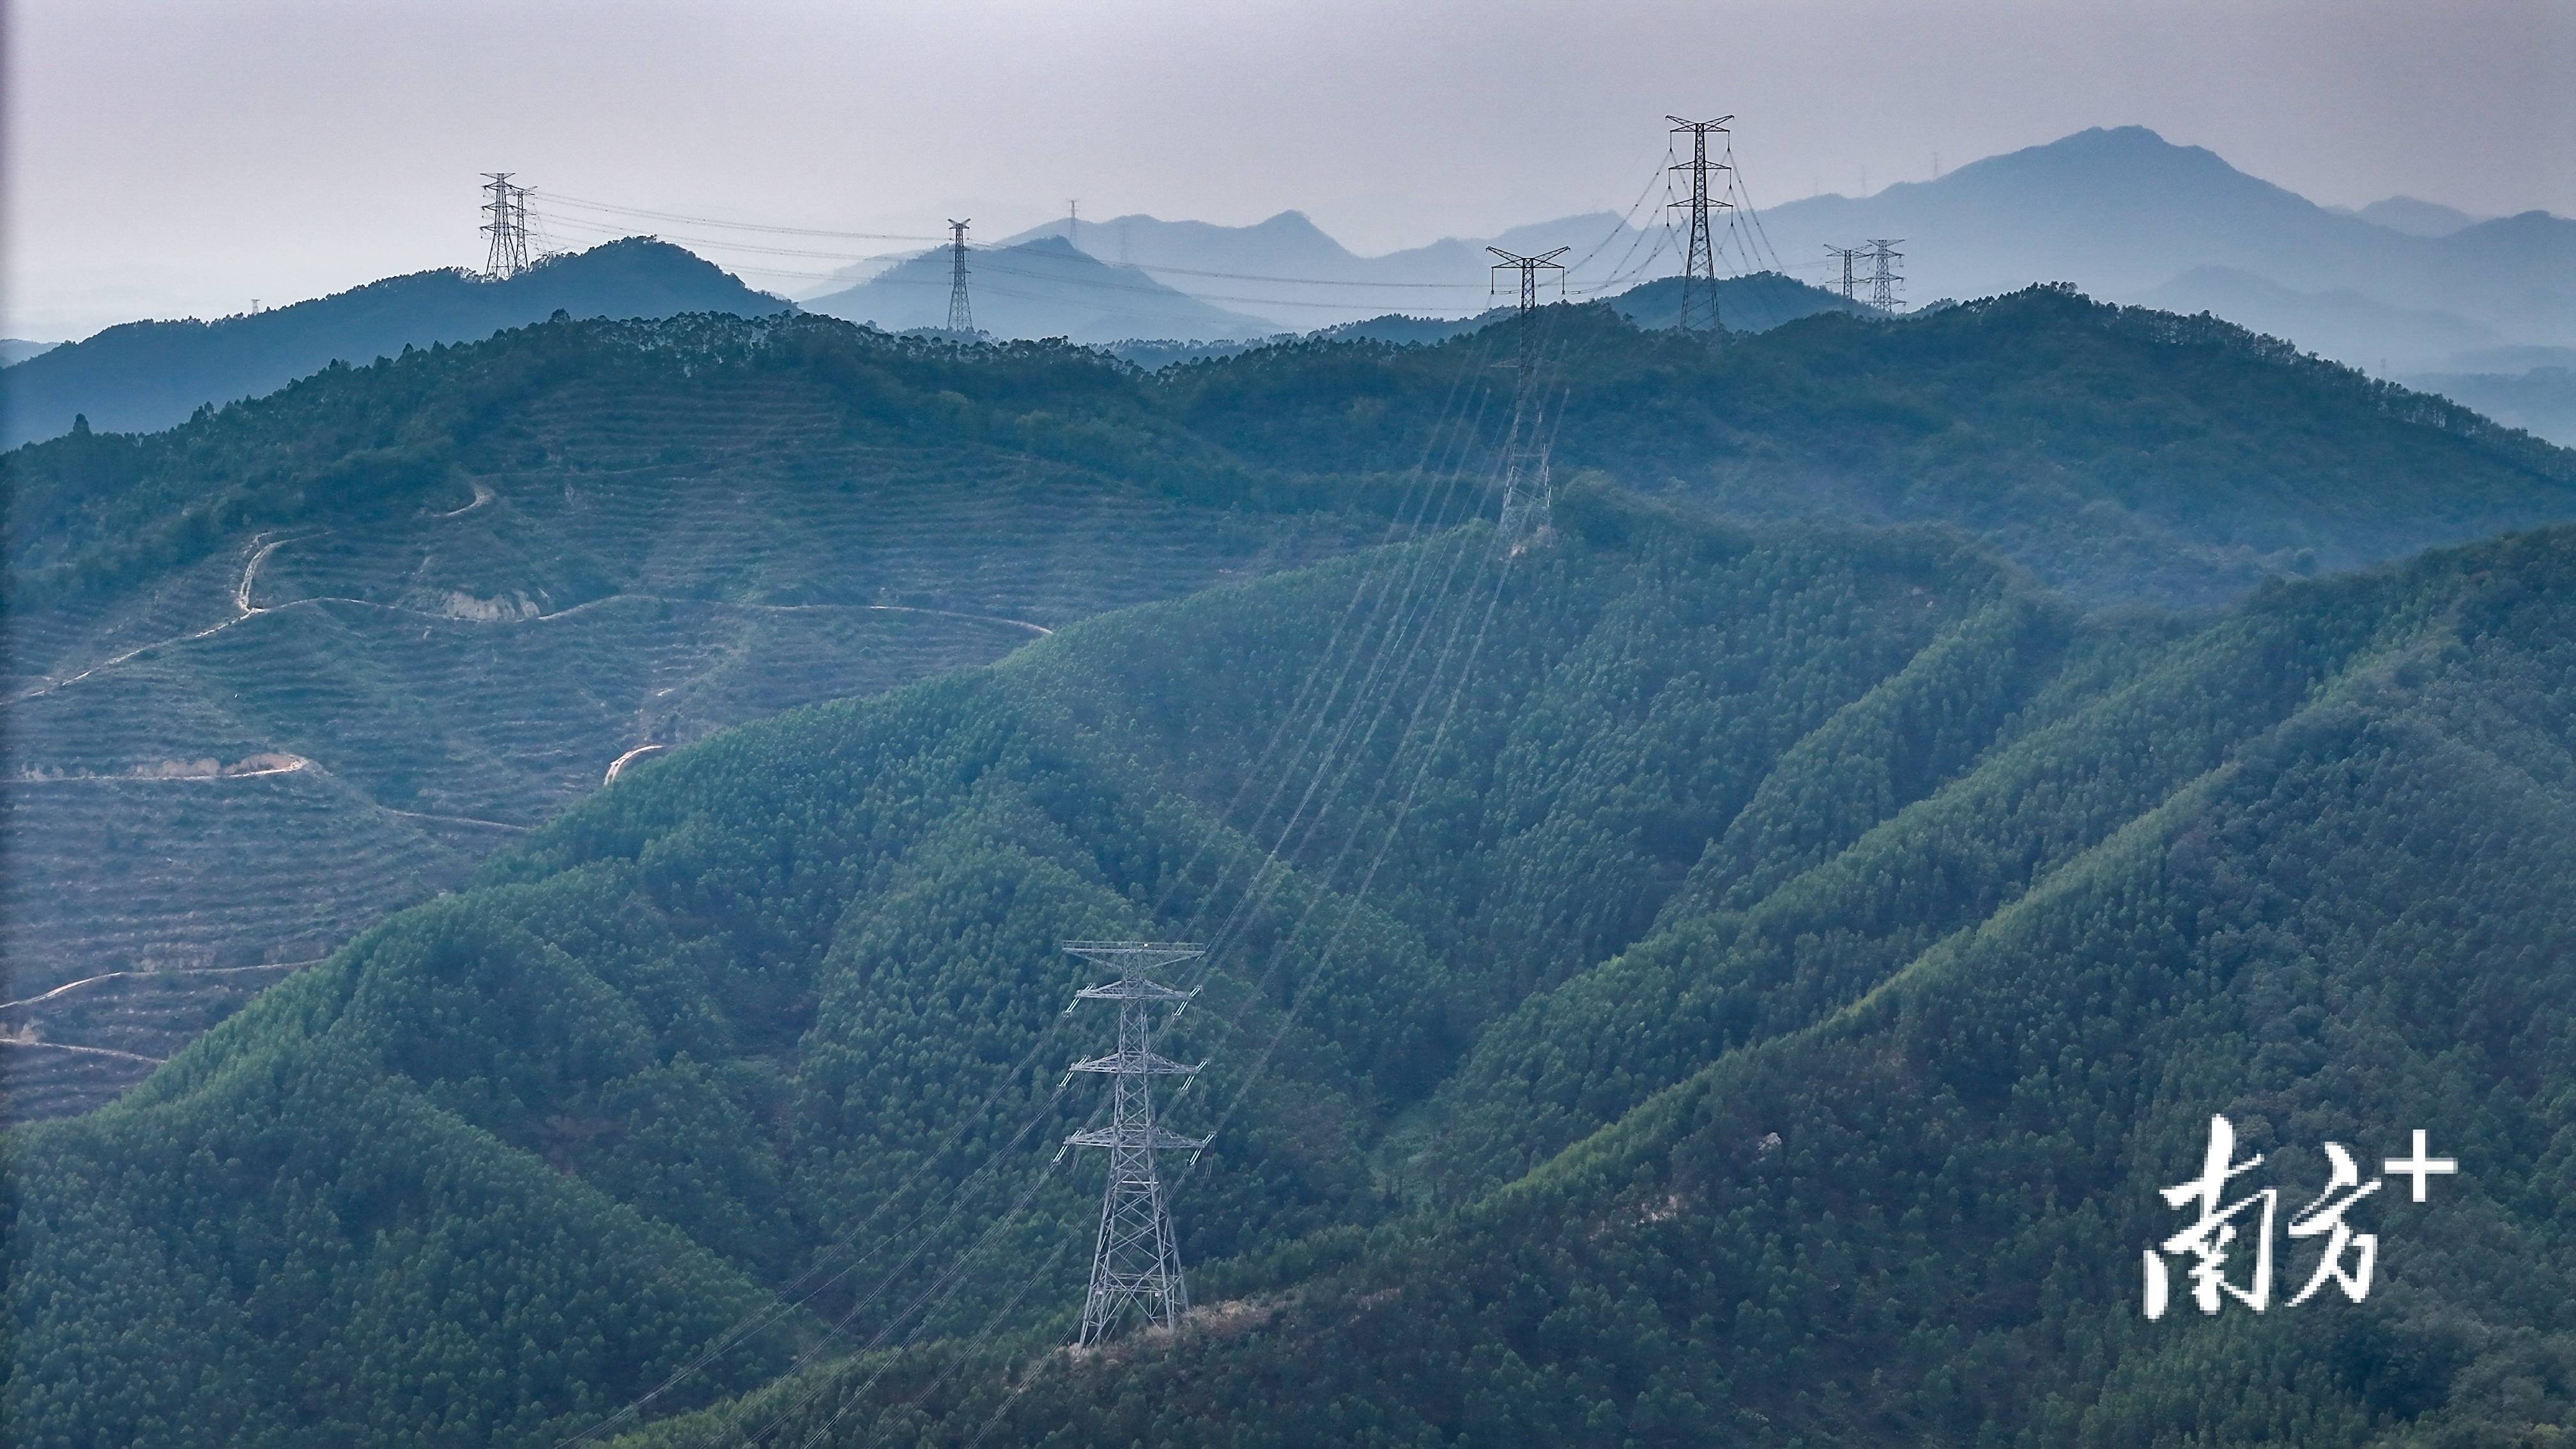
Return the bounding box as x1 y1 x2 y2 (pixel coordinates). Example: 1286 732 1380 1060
1248 209 1332 237
1988 124 2232 176
2348 195 2487 238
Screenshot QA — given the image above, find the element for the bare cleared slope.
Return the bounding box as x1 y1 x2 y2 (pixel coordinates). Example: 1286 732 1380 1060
3 325 1385 1119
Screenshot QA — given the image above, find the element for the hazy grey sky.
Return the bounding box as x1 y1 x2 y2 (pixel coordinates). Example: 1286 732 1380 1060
8 0 2573 339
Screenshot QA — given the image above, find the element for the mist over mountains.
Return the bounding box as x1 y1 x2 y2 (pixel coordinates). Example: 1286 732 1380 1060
986 128 2574 429
2333 195 2490 238
801 234 1278 344
1744 128 2574 380
990 208 1652 328
8 125 2573 456
950 127 2570 384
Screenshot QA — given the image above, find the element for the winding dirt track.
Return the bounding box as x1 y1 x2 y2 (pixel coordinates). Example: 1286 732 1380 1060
10 516 1055 709
0 1038 164 1065
8 528 311 705
603 743 669 785
0 960 314 1014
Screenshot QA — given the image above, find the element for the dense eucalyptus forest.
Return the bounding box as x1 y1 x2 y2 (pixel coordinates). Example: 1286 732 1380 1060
7 295 2575 1448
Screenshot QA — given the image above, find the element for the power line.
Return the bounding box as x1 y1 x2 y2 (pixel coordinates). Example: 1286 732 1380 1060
535 191 944 242
1666 116 1734 332
553 337 1524 1445
742 326 1544 1436
532 192 1678 296
532 210 1494 314
1485 246 1567 541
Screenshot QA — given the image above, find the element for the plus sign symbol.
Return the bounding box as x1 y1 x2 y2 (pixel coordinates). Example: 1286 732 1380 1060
2383 1130 2457 1202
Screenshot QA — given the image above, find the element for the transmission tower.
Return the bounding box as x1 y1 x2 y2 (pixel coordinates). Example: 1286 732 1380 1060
1485 247 1568 544
1059 940 1208 1346
1666 115 1735 333
1823 245 1864 302
1487 245 1567 316
1865 238 1906 312
480 173 532 280
944 218 975 333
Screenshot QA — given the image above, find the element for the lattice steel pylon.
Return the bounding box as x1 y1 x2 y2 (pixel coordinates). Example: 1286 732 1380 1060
481 173 532 280
1485 245 1567 316
1059 940 1208 1346
1485 247 1567 544
1865 238 1905 312
1667 115 1735 333
1824 244 1864 302
944 218 975 333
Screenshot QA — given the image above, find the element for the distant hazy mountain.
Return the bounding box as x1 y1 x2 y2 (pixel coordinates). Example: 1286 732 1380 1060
1666 127 2575 356
998 210 1646 325
1607 272 1870 333
976 131 2566 377
2136 264 2501 371
803 234 1280 342
0 339 61 367
2405 366 2576 447
2453 344 2576 372
0 239 785 448
2338 195 2488 237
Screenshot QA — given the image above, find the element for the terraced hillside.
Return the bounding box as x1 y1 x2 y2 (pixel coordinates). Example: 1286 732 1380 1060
3 323 1390 1119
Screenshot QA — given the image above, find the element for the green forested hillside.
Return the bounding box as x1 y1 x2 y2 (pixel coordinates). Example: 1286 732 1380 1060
26 288 2564 1119
10 484 2574 1447
1164 286 2576 606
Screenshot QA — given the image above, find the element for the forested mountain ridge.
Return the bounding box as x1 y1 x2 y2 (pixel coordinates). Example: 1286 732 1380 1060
1163 287 2576 606
10 485 2576 1447
615 509 2576 1448
7 293 2574 1122
0 238 788 448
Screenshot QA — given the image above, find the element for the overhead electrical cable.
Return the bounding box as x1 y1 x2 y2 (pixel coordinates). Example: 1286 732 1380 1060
555 317 1517 1449
553 155 1652 1446
1135 329 1506 931
535 191 946 241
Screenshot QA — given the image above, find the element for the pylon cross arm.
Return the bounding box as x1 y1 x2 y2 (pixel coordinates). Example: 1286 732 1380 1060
1066 1048 1202 1075
1063 943 1204 972
1075 979 1197 1002
1064 1126 1209 1151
